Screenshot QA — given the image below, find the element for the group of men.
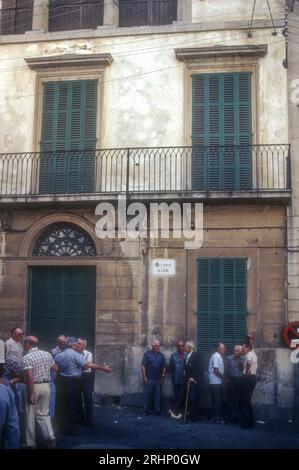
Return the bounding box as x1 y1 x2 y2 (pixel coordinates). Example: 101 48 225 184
0 327 112 449
0 327 258 448
141 339 257 427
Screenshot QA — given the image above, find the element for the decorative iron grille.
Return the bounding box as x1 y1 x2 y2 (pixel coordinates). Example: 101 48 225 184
33 223 96 256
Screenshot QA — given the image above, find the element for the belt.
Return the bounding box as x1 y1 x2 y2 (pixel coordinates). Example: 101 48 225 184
34 380 50 384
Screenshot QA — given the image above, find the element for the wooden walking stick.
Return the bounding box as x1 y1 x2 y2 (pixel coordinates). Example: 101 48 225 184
183 380 190 423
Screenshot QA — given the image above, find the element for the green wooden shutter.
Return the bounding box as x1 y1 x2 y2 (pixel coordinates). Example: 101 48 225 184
197 258 247 353
192 72 252 191
29 266 96 350
40 80 97 194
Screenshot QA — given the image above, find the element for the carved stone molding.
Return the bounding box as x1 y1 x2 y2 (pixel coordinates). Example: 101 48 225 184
25 53 113 70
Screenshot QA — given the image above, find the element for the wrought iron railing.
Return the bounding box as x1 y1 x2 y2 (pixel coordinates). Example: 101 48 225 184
119 0 177 27
0 145 291 197
48 0 104 32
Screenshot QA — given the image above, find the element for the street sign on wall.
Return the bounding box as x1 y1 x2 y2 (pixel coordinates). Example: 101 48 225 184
151 259 176 277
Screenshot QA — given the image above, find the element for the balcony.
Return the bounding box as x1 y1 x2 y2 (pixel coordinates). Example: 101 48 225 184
0 145 291 204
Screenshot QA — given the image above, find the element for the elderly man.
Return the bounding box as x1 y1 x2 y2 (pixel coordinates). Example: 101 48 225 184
49 335 66 419
141 340 166 416
242 343 257 428
0 339 20 449
51 335 66 358
183 340 201 422
55 336 112 435
77 338 94 427
21 336 56 449
227 345 245 423
5 327 24 363
168 340 187 419
208 342 226 423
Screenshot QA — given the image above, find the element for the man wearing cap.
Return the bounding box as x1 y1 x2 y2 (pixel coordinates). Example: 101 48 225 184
55 336 112 435
21 336 56 449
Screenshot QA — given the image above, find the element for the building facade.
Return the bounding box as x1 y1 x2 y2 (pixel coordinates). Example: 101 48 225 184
0 0 294 416
287 0 299 420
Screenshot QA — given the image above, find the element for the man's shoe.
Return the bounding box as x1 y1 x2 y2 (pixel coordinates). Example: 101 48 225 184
142 411 148 416
47 437 56 449
170 410 182 419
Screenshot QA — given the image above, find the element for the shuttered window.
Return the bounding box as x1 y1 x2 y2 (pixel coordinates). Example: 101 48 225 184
29 267 96 351
192 72 252 191
48 0 104 31
197 258 247 353
1 0 33 34
40 80 97 194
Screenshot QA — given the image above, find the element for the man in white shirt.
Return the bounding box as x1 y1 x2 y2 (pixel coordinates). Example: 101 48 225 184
5 327 24 363
77 338 94 427
242 344 257 428
208 343 226 423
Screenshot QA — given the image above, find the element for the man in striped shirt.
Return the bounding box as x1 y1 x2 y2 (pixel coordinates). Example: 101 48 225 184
21 336 56 449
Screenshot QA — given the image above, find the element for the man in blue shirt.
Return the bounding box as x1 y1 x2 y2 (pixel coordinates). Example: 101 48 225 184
0 340 20 449
55 336 112 435
168 340 187 418
141 340 166 416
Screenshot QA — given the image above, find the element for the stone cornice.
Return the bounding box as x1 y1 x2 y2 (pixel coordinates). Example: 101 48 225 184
175 45 268 61
25 53 113 69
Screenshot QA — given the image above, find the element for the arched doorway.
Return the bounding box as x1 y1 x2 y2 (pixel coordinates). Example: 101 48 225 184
28 223 96 350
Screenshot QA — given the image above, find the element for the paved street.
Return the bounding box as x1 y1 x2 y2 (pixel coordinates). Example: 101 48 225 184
57 404 299 449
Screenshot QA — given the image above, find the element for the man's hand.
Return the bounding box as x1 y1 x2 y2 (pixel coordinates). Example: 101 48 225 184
160 376 165 385
143 376 148 384
104 366 112 373
29 394 37 405
189 378 196 384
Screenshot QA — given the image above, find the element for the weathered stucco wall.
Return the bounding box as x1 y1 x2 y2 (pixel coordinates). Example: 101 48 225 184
0 203 291 411
0 31 288 155
192 0 285 23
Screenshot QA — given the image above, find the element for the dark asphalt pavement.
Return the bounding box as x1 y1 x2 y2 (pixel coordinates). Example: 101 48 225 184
57 404 299 449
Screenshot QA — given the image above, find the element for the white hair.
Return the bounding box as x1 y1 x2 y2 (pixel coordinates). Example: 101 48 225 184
185 340 195 349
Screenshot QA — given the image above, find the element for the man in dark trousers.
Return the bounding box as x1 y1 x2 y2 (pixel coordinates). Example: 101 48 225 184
168 340 187 419
141 340 166 416
55 336 112 435
183 340 202 422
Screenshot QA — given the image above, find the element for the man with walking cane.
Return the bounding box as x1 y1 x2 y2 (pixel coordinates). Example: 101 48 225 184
183 341 202 422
